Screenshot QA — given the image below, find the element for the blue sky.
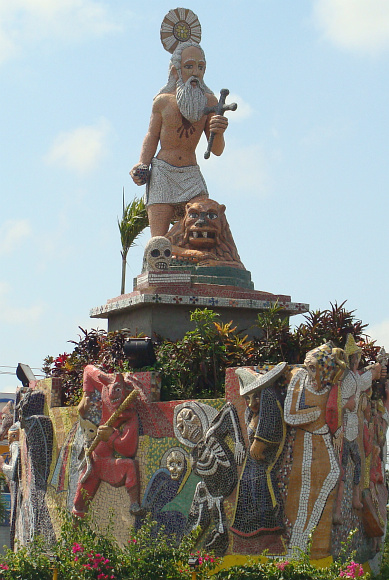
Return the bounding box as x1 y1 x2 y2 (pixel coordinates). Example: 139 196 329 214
1 0 389 392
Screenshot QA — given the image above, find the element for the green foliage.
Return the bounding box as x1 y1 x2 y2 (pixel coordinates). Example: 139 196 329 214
118 193 148 295
0 512 219 580
43 302 384 405
42 327 132 406
0 537 52 579
253 300 379 366
157 308 254 399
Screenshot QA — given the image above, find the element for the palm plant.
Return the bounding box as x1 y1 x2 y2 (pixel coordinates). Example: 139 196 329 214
118 190 149 294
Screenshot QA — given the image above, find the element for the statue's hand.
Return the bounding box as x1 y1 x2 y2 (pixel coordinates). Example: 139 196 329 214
234 441 245 465
333 430 344 455
97 425 114 442
209 114 228 134
250 439 266 462
130 163 149 186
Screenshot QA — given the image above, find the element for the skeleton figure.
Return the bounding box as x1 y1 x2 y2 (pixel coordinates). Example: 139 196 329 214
142 236 172 272
174 401 245 555
78 417 98 483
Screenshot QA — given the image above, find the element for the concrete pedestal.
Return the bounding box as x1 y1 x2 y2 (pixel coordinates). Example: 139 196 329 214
90 270 309 341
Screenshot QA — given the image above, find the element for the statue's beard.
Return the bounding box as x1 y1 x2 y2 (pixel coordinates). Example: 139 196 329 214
176 76 207 123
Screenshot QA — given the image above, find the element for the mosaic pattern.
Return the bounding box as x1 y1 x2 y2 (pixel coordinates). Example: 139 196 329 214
13 351 389 567
174 401 245 555
16 389 55 548
72 366 143 519
90 291 308 318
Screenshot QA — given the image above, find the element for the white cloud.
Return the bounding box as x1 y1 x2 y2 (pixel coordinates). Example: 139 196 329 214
45 118 111 173
0 219 32 256
225 94 254 121
0 282 44 325
366 320 389 350
199 136 270 199
0 0 121 64
313 0 389 54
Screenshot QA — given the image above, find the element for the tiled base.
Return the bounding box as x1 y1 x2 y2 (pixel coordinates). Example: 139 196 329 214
90 273 309 340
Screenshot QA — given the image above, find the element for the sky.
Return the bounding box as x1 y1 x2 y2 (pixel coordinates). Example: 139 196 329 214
1 0 389 392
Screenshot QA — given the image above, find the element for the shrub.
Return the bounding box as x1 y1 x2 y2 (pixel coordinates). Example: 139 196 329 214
42 302 383 405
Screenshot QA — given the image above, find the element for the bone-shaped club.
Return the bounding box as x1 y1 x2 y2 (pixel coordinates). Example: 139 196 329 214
203 88 237 159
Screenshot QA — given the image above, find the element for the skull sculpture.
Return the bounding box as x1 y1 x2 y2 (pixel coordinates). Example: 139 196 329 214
142 236 172 272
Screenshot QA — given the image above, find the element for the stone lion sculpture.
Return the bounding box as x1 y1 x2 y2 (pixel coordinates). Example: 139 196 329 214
166 198 245 269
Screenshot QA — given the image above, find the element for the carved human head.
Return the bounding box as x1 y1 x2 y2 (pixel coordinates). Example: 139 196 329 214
166 449 186 480
304 342 346 389
176 407 203 444
79 417 98 445
157 41 213 98
143 236 172 272
8 421 20 444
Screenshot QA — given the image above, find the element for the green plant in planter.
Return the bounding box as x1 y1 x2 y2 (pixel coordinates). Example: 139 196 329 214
0 537 52 580
157 308 254 400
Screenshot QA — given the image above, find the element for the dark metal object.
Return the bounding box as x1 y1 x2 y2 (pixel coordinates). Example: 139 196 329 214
16 363 36 388
123 337 156 368
203 88 237 159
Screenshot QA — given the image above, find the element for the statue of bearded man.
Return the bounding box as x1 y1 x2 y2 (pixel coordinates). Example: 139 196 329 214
130 41 229 237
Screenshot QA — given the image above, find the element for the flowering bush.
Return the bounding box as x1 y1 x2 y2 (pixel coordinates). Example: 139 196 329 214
339 561 364 578
71 543 115 580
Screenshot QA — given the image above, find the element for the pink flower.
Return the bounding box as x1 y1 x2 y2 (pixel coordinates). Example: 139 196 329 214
275 560 289 571
0 563 9 570
72 543 83 553
339 561 364 578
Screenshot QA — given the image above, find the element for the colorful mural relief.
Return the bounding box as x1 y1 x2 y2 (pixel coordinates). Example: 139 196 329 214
17 388 55 548
73 365 144 519
0 422 20 549
174 401 245 555
4 337 389 568
231 363 287 539
284 343 346 559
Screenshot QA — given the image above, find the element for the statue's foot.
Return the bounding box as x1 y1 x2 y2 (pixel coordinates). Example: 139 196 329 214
352 489 363 510
205 528 229 555
130 502 146 517
352 499 363 510
332 513 343 526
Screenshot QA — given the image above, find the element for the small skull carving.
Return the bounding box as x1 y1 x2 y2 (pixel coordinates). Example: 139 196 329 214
143 236 172 272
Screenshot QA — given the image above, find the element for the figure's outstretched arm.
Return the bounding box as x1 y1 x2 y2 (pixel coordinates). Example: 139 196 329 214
207 402 245 464
284 369 321 426
130 99 162 184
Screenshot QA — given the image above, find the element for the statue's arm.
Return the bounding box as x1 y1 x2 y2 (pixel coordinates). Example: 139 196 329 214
130 99 163 184
204 94 227 157
284 370 321 426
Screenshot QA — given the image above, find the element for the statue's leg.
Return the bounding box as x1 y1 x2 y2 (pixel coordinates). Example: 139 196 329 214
73 470 101 517
147 204 175 237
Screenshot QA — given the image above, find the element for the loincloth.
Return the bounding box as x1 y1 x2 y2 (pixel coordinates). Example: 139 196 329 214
145 158 208 208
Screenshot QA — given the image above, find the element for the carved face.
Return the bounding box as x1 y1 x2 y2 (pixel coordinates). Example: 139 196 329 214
180 46 206 85
143 236 172 271
166 450 185 480
102 374 132 412
176 408 203 444
79 417 98 444
8 428 19 444
244 391 261 415
304 354 320 386
183 200 226 249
